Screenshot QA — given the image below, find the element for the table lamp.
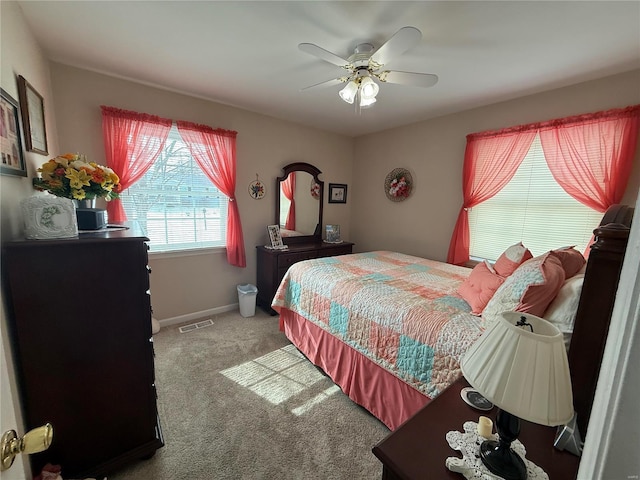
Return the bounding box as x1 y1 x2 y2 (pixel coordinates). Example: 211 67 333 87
460 312 574 480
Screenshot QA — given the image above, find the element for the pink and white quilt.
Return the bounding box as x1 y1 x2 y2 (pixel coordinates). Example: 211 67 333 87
272 251 485 400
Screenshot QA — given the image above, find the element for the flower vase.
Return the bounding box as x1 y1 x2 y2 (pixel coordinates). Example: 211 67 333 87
72 199 96 209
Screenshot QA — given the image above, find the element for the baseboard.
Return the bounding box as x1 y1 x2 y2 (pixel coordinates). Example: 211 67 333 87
156 304 239 328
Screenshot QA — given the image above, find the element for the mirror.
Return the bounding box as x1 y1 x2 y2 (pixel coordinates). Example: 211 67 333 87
276 162 324 244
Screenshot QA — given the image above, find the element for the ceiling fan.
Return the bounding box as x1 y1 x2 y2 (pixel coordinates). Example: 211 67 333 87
298 26 438 108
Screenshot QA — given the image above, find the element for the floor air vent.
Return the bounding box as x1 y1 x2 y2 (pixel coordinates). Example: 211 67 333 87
179 319 214 333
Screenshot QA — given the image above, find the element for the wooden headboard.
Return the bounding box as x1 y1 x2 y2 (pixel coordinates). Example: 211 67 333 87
567 203 634 436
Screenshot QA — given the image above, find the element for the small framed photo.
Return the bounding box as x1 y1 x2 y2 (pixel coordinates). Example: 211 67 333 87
17 75 48 155
0 88 27 177
267 224 284 249
325 224 341 243
328 183 347 204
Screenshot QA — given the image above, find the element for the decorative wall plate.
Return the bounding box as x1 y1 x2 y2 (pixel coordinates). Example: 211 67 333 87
385 168 413 201
249 176 265 199
21 195 78 239
310 179 320 199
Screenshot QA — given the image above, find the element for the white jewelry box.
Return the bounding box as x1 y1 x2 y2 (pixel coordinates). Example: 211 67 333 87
21 195 78 239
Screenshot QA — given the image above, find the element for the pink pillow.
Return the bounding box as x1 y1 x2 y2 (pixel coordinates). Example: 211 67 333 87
552 246 586 278
458 261 506 315
493 242 533 277
482 253 566 327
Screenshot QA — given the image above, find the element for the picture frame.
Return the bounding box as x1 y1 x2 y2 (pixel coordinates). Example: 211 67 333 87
267 224 284 249
0 88 27 177
325 224 342 243
17 75 48 155
328 183 347 204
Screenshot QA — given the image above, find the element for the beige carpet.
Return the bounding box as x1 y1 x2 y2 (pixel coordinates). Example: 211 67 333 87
109 309 389 480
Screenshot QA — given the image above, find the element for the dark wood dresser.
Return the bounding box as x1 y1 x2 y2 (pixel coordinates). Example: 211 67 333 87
256 241 354 313
1 224 163 478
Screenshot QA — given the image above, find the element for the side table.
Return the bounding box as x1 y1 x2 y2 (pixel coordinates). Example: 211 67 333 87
372 377 579 480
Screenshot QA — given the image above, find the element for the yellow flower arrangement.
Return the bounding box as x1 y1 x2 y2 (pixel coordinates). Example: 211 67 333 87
33 153 120 201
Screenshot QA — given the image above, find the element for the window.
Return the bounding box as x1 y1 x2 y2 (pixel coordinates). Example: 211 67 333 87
280 195 291 227
119 124 228 253
468 134 602 260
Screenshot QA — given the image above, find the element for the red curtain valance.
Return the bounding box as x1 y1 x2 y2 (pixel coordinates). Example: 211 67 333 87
176 119 237 138
467 104 640 140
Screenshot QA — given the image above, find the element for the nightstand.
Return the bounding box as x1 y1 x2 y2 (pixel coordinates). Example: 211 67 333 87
372 377 580 480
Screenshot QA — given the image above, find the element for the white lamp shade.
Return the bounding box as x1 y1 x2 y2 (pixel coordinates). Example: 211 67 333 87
360 76 379 99
460 311 574 426
359 95 377 108
339 80 359 104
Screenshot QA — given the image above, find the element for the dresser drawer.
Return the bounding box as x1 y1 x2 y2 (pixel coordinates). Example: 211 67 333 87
277 251 317 269
320 245 353 257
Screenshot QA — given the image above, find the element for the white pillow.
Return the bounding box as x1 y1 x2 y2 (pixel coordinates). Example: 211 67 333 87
543 274 585 350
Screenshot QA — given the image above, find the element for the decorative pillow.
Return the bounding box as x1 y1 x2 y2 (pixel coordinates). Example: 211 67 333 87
457 261 506 315
552 246 586 279
482 253 566 327
493 242 534 277
543 274 585 351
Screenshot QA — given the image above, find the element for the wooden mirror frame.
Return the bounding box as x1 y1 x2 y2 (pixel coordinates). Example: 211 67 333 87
276 162 324 245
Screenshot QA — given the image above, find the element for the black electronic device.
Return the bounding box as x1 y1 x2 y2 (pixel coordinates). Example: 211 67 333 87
76 208 108 230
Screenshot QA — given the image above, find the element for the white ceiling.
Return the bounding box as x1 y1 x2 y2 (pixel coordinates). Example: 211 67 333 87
17 1 640 137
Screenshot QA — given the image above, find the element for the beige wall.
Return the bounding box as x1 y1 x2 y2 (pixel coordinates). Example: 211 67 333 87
351 69 640 262
0 2 59 478
47 62 354 320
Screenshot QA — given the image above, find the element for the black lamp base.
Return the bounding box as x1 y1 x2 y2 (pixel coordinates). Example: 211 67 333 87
479 408 527 480
480 439 527 480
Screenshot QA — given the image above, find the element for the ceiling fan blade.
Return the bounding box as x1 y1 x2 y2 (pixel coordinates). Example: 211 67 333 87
300 77 347 92
379 71 439 88
370 26 422 67
298 43 350 68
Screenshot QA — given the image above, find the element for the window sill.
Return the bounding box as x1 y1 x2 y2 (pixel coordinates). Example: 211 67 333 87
149 246 226 260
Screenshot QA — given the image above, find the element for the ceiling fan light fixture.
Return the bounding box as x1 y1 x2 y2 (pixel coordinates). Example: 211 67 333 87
339 80 359 104
359 76 379 100
359 95 376 108
300 26 437 112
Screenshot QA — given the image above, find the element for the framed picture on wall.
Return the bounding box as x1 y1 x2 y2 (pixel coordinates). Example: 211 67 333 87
17 75 48 155
328 183 347 204
0 88 27 177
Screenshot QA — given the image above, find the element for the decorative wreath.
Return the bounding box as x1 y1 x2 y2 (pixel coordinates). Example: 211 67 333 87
384 168 413 202
310 179 320 199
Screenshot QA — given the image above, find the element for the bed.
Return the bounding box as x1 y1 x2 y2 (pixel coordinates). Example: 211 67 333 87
272 204 634 433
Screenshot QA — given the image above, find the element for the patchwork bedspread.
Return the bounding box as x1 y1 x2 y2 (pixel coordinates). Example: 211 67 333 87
272 251 485 399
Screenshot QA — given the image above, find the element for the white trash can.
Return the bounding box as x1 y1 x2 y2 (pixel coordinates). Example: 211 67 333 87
237 284 258 317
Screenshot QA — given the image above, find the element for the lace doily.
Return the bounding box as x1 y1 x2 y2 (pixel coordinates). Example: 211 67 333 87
445 421 548 480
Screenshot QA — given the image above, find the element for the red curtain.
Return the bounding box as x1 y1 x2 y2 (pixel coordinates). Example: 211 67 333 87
539 105 640 213
101 106 172 222
282 172 296 230
447 104 640 265
177 121 246 268
446 129 537 265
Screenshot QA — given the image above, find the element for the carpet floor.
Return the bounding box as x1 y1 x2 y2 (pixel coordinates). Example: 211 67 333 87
108 309 389 480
